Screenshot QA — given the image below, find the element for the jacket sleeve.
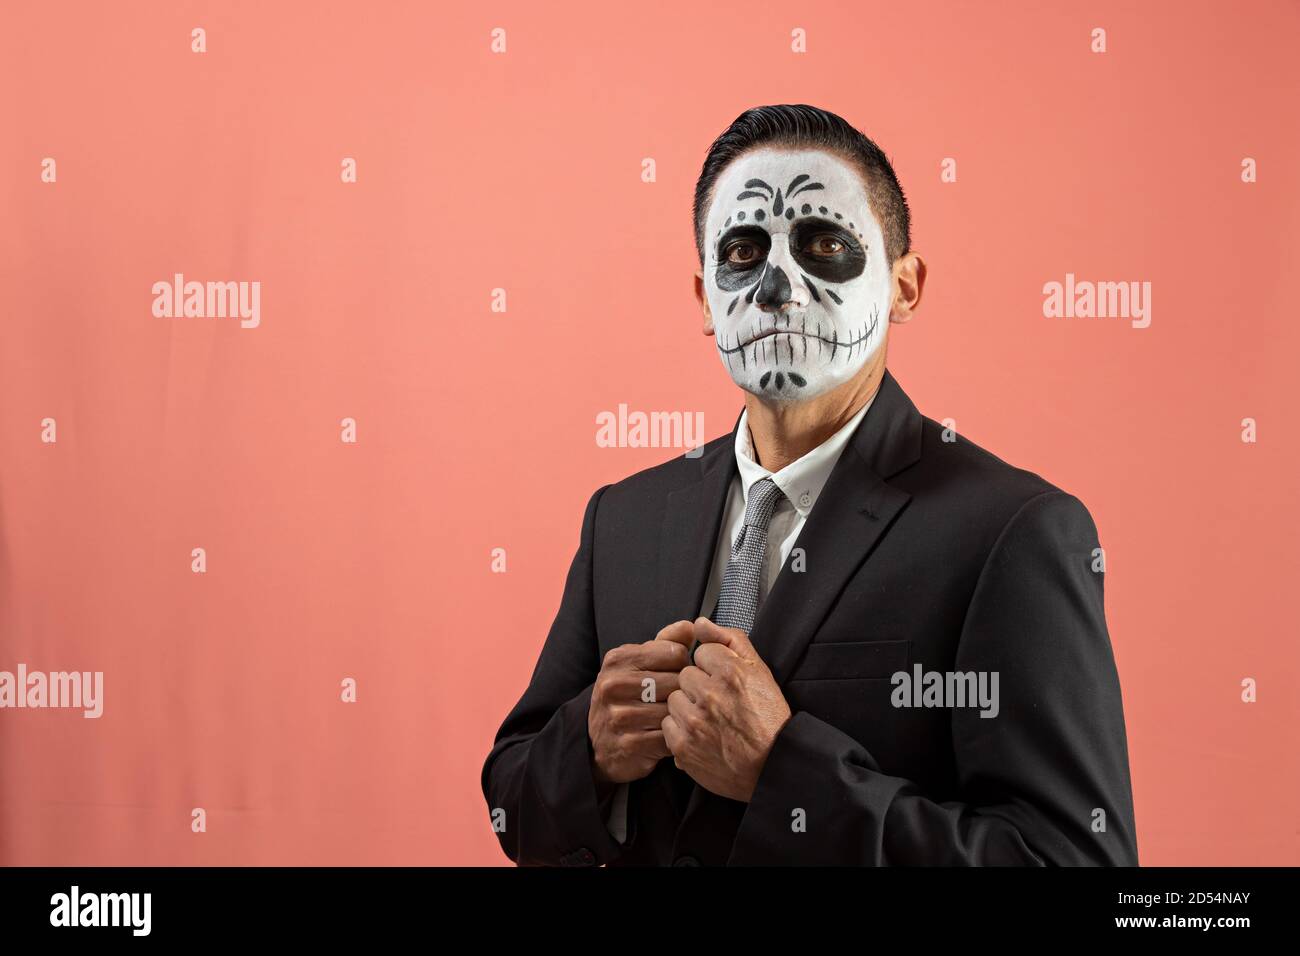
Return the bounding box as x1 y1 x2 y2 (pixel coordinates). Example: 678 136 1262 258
480 484 627 866
728 490 1140 866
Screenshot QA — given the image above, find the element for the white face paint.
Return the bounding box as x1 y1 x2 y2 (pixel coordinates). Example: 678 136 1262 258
702 148 892 403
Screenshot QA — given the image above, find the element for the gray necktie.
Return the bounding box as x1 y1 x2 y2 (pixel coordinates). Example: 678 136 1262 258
709 477 787 634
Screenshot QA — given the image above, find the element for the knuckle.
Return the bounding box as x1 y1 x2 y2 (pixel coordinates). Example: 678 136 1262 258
611 704 639 731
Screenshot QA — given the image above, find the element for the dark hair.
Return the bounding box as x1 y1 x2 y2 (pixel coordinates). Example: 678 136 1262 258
692 104 911 268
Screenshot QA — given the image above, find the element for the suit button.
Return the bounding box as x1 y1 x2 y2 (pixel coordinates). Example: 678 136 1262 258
673 855 701 867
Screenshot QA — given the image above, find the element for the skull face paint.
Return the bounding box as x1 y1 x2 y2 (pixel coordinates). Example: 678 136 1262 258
703 148 892 402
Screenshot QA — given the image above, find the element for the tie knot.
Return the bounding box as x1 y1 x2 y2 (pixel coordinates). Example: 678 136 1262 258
743 477 785 530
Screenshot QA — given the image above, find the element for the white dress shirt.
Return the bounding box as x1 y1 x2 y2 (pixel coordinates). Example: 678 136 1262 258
698 394 876 622
604 393 877 843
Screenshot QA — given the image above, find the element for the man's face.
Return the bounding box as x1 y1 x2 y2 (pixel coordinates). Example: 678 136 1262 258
702 148 892 403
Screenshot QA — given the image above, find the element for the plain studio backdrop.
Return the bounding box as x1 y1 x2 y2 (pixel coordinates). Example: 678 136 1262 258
0 0 1296 865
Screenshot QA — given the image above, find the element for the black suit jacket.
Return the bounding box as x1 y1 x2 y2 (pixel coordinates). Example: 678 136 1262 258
481 370 1139 866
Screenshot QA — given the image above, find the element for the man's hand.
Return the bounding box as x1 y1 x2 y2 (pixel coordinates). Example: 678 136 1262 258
662 617 792 803
588 621 694 785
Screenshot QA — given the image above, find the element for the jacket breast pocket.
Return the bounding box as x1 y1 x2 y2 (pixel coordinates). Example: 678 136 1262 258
786 639 910 682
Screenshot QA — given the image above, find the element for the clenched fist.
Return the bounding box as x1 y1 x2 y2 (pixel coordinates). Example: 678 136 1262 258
662 617 792 803
588 620 694 785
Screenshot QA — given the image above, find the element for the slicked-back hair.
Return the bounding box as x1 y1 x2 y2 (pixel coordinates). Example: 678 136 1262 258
693 104 911 269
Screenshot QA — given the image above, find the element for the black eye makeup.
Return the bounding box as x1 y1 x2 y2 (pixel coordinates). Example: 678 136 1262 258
790 218 866 283
714 226 770 292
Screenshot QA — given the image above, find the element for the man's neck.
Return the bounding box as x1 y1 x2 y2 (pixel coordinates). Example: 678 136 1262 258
743 359 885 473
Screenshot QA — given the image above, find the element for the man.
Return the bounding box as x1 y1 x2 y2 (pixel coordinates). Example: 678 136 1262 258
481 104 1138 866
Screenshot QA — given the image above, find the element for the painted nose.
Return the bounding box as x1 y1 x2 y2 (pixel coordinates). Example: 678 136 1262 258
754 236 804 312
753 262 793 311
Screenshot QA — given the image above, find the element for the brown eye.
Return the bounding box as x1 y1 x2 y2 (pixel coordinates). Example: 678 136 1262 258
807 235 844 257
726 241 760 266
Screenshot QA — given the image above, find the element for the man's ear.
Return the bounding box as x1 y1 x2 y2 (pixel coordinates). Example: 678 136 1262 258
889 251 927 325
695 269 715 336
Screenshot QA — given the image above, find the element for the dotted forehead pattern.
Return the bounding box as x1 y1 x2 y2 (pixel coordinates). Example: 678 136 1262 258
713 172 865 249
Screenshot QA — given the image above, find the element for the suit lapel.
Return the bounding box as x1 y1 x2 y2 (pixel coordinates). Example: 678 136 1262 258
746 369 924 686
656 410 742 625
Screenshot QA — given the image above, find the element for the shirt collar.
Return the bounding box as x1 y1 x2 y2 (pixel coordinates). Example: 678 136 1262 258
733 391 877 518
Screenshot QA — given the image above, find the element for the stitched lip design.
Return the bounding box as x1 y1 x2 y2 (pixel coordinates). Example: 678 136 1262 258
717 307 879 358
742 326 782 348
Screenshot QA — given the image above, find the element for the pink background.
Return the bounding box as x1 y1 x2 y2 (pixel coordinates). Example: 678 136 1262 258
1 1 1296 865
